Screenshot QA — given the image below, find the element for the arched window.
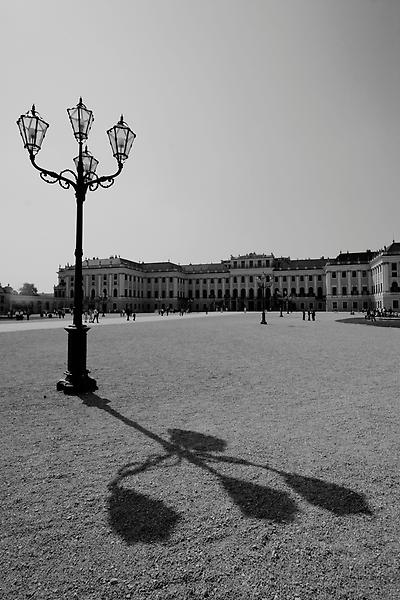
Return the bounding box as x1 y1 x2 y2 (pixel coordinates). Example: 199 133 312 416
391 281 399 292
202 290 207 298
103 289 107 297
113 288 118 297
232 289 238 298
308 287 314 297
217 289 222 298
299 287 305 296
91 289 96 299
240 289 246 298
248 288 254 299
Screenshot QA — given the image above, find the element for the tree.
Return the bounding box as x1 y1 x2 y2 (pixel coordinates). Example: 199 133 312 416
19 283 38 296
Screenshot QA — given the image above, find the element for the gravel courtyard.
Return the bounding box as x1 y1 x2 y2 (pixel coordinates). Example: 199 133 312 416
0 311 399 600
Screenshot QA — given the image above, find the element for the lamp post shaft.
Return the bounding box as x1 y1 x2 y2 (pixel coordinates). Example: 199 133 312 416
57 142 97 393
260 282 267 325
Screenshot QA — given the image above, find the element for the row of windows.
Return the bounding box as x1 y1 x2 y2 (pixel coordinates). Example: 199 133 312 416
331 287 369 296
231 259 270 268
331 270 368 279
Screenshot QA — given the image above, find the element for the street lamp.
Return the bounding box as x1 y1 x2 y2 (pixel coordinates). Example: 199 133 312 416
17 99 136 393
256 273 270 325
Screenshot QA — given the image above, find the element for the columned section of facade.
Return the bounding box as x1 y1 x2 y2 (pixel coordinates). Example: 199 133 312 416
53 243 400 314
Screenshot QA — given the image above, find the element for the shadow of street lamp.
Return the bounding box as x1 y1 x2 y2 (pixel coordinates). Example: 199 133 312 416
17 99 136 393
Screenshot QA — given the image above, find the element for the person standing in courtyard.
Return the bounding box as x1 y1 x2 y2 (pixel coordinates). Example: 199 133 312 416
302 309 306 320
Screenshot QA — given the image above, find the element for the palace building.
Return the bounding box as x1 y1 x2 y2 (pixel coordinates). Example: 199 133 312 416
53 242 400 314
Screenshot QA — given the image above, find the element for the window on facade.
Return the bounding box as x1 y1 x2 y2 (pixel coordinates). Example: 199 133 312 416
249 260 253 268
332 272 336 278
333 302 337 309
147 291 151 298
154 290 159 298
241 261 245 268
342 287 347 295
300 275 304 281
308 275 312 281
210 278 214 283
257 260 262 267
342 272 346 278
274 277 278 283
291 287 296 296
218 278 222 284
162 277 165 283
195 290 199 298
202 290 207 299
317 287 323 297
308 287 314 296
352 271 357 278
169 291 173 298
394 300 399 309
225 278 229 284
161 291 165 298
241 276 245 283
70 290 74 298
203 279 207 284
217 290 222 298
113 289 118 297
154 278 158 283
332 287 337 296
299 287 305 296
233 277 237 283
92 275 95 281
283 276 287 282
362 271 367 277
392 263 397 270
249 276 253 283
343 302 348 309
233 261 237 268
169 277 173 283
318 275 322 281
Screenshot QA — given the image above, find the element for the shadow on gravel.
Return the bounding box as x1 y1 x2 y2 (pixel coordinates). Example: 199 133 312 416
337 317 400 328
80 393 373 542
108 463 181 544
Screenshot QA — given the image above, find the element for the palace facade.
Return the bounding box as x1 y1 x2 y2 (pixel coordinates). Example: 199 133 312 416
53 242 400 314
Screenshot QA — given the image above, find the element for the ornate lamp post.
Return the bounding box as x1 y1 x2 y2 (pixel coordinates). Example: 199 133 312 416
17 99 136 393
256 273 269 325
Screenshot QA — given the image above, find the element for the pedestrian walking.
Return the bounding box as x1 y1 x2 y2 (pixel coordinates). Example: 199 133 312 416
312 310 315 321
302 309 306 320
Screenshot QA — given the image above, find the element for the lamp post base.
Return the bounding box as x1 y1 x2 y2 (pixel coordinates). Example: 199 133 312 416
57 372 98 394
56 325 98 394
260 312 267 325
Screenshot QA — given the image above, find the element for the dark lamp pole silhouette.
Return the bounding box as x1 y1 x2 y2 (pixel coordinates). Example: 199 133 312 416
17 99 136 393
256 273 269 325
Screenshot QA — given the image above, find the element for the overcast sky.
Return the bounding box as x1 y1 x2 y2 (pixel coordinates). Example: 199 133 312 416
2 0 400 292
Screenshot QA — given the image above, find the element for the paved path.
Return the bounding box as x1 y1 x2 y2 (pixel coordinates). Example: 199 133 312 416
0 311 229 333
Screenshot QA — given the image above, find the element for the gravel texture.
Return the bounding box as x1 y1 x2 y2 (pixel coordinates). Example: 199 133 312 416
0 311 399 599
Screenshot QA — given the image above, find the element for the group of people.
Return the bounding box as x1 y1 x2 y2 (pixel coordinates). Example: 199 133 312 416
302 309 316 321
83 309 100 323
